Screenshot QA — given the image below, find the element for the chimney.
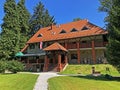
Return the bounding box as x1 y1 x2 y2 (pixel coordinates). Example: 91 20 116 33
50 23 54 30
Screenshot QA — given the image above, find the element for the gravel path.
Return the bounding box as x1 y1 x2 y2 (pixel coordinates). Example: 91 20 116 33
33 72 60 90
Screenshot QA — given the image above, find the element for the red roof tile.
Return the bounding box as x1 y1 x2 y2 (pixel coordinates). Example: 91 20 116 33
43 42 67 52
27 20 108 43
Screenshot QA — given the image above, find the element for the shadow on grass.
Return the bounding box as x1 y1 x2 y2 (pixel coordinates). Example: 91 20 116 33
71 74 120 82
0 73 16 75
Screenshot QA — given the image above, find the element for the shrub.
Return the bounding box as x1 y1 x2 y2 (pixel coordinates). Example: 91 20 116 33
0 61 7 73
7 60 24 73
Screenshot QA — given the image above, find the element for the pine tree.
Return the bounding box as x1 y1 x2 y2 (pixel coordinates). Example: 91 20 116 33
29 1 56 36
17 0 30 49
99 0 120 71
0 0 20 59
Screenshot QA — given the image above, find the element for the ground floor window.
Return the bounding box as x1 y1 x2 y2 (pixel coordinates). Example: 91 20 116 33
71 54 77 60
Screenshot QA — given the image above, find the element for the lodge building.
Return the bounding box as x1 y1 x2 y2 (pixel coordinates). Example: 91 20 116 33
21 20 108 72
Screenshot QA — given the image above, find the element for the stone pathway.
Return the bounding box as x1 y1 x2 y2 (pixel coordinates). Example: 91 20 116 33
33 72 83 90
33 72 60 90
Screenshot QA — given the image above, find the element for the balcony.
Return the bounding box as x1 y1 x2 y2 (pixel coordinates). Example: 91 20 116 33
95 42 108 47
67 43 77 49
67 42 108 49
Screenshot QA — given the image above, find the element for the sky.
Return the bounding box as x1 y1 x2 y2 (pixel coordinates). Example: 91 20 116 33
0 0 107 32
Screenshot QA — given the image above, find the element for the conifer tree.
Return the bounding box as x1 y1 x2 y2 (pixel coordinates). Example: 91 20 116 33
99 0 120 71
0 0 30 60
17 0 30 49
0 0 20 59
29 1 56 36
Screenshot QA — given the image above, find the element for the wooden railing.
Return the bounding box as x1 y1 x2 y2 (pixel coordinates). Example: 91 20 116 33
67 43 77 49
66 42 108 49
95 42 108 47
80 43 92 48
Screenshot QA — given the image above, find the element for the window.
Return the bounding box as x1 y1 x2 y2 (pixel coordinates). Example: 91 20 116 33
37 34 42 37
29 44 35 49
71 54 77 59
82 26 89 30
103 35 108 42
71 28 78 32
59 29 66 34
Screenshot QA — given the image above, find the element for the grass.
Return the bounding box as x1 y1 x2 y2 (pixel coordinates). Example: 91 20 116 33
48 76 120 90
60 64 120 76
0 73 38 90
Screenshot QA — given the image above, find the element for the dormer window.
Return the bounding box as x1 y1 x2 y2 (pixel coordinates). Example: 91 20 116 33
37 34 42 37
71 28 78 32
82 26 89 30
59 29 66 34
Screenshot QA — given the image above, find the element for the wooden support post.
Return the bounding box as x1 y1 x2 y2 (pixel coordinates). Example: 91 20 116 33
65 41 67 49
36 59 39 64
92 40 96 64
77 42 80 64
43 55 49 72
53 53 56 64
65 54 68 64
27 59 29 64
53 58 56 64
57 53 62 72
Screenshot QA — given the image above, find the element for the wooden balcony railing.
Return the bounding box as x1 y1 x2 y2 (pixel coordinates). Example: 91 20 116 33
95 42 108 47
66 42 108 49
80 43 92 48
67 43 77 49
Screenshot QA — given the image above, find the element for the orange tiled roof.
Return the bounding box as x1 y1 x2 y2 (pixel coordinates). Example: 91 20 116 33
27 20 108 43
43 42 67 52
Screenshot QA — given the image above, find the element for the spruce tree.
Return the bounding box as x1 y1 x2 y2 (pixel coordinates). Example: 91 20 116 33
0 0 30 60
17 0 30 49
99 0 120 71
29 1 56 36
0 0 20 59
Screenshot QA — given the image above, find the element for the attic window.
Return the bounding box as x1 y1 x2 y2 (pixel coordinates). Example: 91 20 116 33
37 34 42 37
82 26 89 30
71 28 78 32
59 29 66 34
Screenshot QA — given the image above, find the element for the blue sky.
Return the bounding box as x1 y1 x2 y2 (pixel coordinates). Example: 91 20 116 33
0 0 106 32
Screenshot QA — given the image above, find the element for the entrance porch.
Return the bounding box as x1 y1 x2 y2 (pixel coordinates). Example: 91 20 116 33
43 42 68 72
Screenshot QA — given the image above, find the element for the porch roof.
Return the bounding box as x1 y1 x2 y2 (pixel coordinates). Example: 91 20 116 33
43 42 68 52
22 52 45 57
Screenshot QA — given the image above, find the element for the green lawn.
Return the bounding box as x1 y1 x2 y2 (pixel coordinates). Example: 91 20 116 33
0 73 38 90
48 76 120 90
60 64 120 76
